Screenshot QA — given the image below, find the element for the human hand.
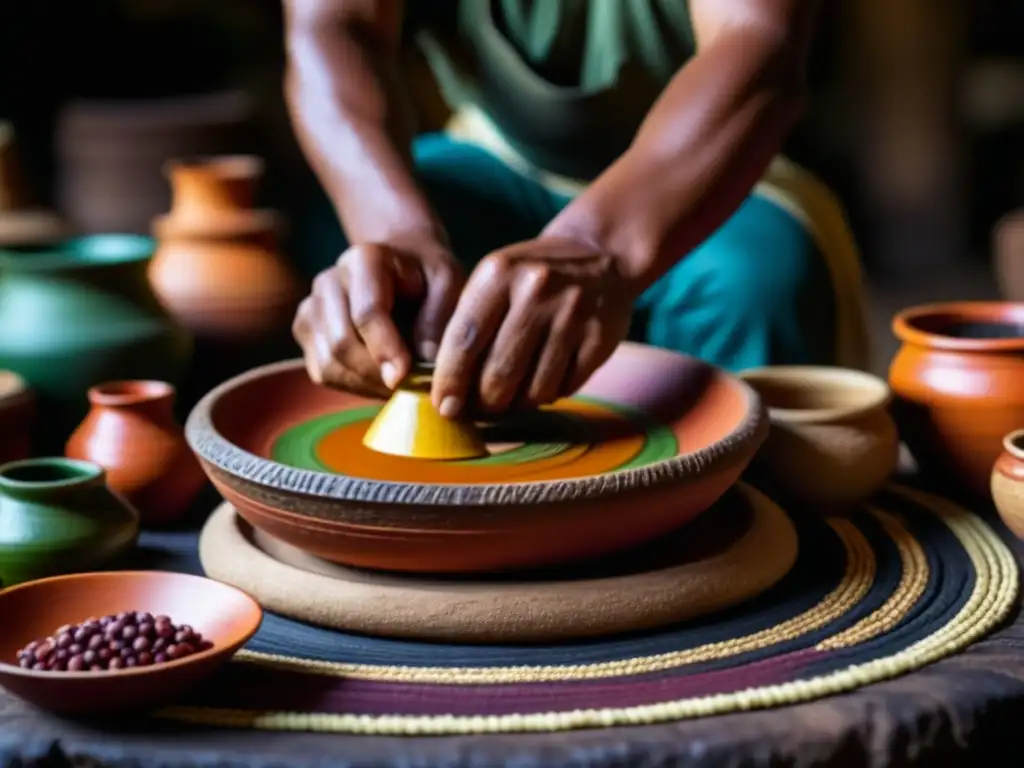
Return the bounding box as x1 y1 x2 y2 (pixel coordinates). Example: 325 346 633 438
293 240 464 398
431 237 633 418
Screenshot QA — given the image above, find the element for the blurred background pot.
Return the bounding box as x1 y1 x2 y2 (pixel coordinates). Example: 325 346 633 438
0 235 191 451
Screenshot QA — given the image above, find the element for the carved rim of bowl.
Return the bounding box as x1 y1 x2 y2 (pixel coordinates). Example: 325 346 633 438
893 301 1024 353
738 366 890 425
1003 429 1024 462
184 345 770 507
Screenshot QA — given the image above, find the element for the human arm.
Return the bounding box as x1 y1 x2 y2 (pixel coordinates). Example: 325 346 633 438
431 0 820 416
284 0 462 396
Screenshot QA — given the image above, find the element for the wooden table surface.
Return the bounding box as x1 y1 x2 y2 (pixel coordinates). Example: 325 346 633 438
1 485 1022 768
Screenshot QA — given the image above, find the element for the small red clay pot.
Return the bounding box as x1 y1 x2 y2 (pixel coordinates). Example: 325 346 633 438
890 301 1024 496
66 381 206 526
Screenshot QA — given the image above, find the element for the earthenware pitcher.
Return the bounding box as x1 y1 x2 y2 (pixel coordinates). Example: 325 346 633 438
148 155 302 341
0 458 139 586
0 235 192 452
66 381 206 527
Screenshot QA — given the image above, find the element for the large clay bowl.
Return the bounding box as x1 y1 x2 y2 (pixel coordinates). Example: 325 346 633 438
890 302 1024 496
186 343 767 573
0 571 262 715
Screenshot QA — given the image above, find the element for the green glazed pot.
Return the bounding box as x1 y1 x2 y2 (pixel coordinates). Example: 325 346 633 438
0 235 192 451
0 457 140 586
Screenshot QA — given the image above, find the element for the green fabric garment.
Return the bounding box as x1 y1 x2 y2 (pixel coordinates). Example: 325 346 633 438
416 0 695 179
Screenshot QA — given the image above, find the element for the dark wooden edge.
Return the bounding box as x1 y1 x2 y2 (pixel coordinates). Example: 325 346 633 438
184 348 769 507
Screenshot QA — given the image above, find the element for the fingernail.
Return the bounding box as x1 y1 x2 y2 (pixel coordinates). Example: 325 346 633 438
439 395 461 418
381 362 399 389
418 341 438 361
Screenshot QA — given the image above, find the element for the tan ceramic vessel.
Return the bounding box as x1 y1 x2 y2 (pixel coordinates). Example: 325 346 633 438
991 429 1024 540
739 366 899 510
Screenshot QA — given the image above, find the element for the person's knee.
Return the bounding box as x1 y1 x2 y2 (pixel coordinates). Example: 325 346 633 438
644 197 837 369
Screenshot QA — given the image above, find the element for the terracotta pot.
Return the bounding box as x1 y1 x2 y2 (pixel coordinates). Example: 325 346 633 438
66 381 206 527
992 429 1024 540
0 371 34 464
55 92 254 234
739 366 899 510
0 458 139 586
149 155 302 342
889 302 1024 496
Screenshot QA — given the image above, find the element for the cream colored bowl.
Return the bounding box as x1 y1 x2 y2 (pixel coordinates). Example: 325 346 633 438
739 366 899 511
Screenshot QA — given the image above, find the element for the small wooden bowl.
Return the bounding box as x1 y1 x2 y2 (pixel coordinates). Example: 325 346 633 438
0 571 262 716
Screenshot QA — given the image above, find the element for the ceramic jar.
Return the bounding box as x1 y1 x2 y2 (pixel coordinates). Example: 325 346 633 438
0 372 34 464
149 155 302 342
66 381 206 527
739 366 899 510
992 429 1024 540
0 458 139 586
0 235 192 452
889 302 1024 497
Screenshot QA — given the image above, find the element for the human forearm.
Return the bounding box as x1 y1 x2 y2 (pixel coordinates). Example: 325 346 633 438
283 0 444 246
544 13 813 296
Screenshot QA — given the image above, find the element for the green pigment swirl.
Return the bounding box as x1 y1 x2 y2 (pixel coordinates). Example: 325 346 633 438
270 396 677 475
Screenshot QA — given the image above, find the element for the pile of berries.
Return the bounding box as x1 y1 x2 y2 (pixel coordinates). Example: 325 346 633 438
16 612 212 672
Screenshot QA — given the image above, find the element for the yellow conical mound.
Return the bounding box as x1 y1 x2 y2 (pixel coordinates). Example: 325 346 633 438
362 367 488 461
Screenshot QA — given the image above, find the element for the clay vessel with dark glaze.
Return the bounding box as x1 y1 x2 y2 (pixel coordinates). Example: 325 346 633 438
0 458 139 586
0 371 34 464
0 122 66 248
149 155 302 341
55 92 254 235
991 429 1024 540
0 571 262 715
66 381 206 527
890 302 1024 496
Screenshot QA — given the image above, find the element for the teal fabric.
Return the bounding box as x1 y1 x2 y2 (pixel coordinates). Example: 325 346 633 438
292 133 837 372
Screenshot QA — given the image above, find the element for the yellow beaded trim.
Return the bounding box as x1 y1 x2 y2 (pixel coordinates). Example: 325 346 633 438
817 508 928 650
160 486 1017 734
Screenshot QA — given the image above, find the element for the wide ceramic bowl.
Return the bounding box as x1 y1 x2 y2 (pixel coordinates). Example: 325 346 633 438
890 302 1024 496
186 342 768 573
739 366 899 510
0 571 261 715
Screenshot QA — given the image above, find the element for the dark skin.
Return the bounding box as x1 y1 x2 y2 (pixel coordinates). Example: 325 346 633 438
285 0 819 417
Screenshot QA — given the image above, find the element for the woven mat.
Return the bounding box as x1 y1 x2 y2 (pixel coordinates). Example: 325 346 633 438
198 484 798 642
157 485 1018 735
